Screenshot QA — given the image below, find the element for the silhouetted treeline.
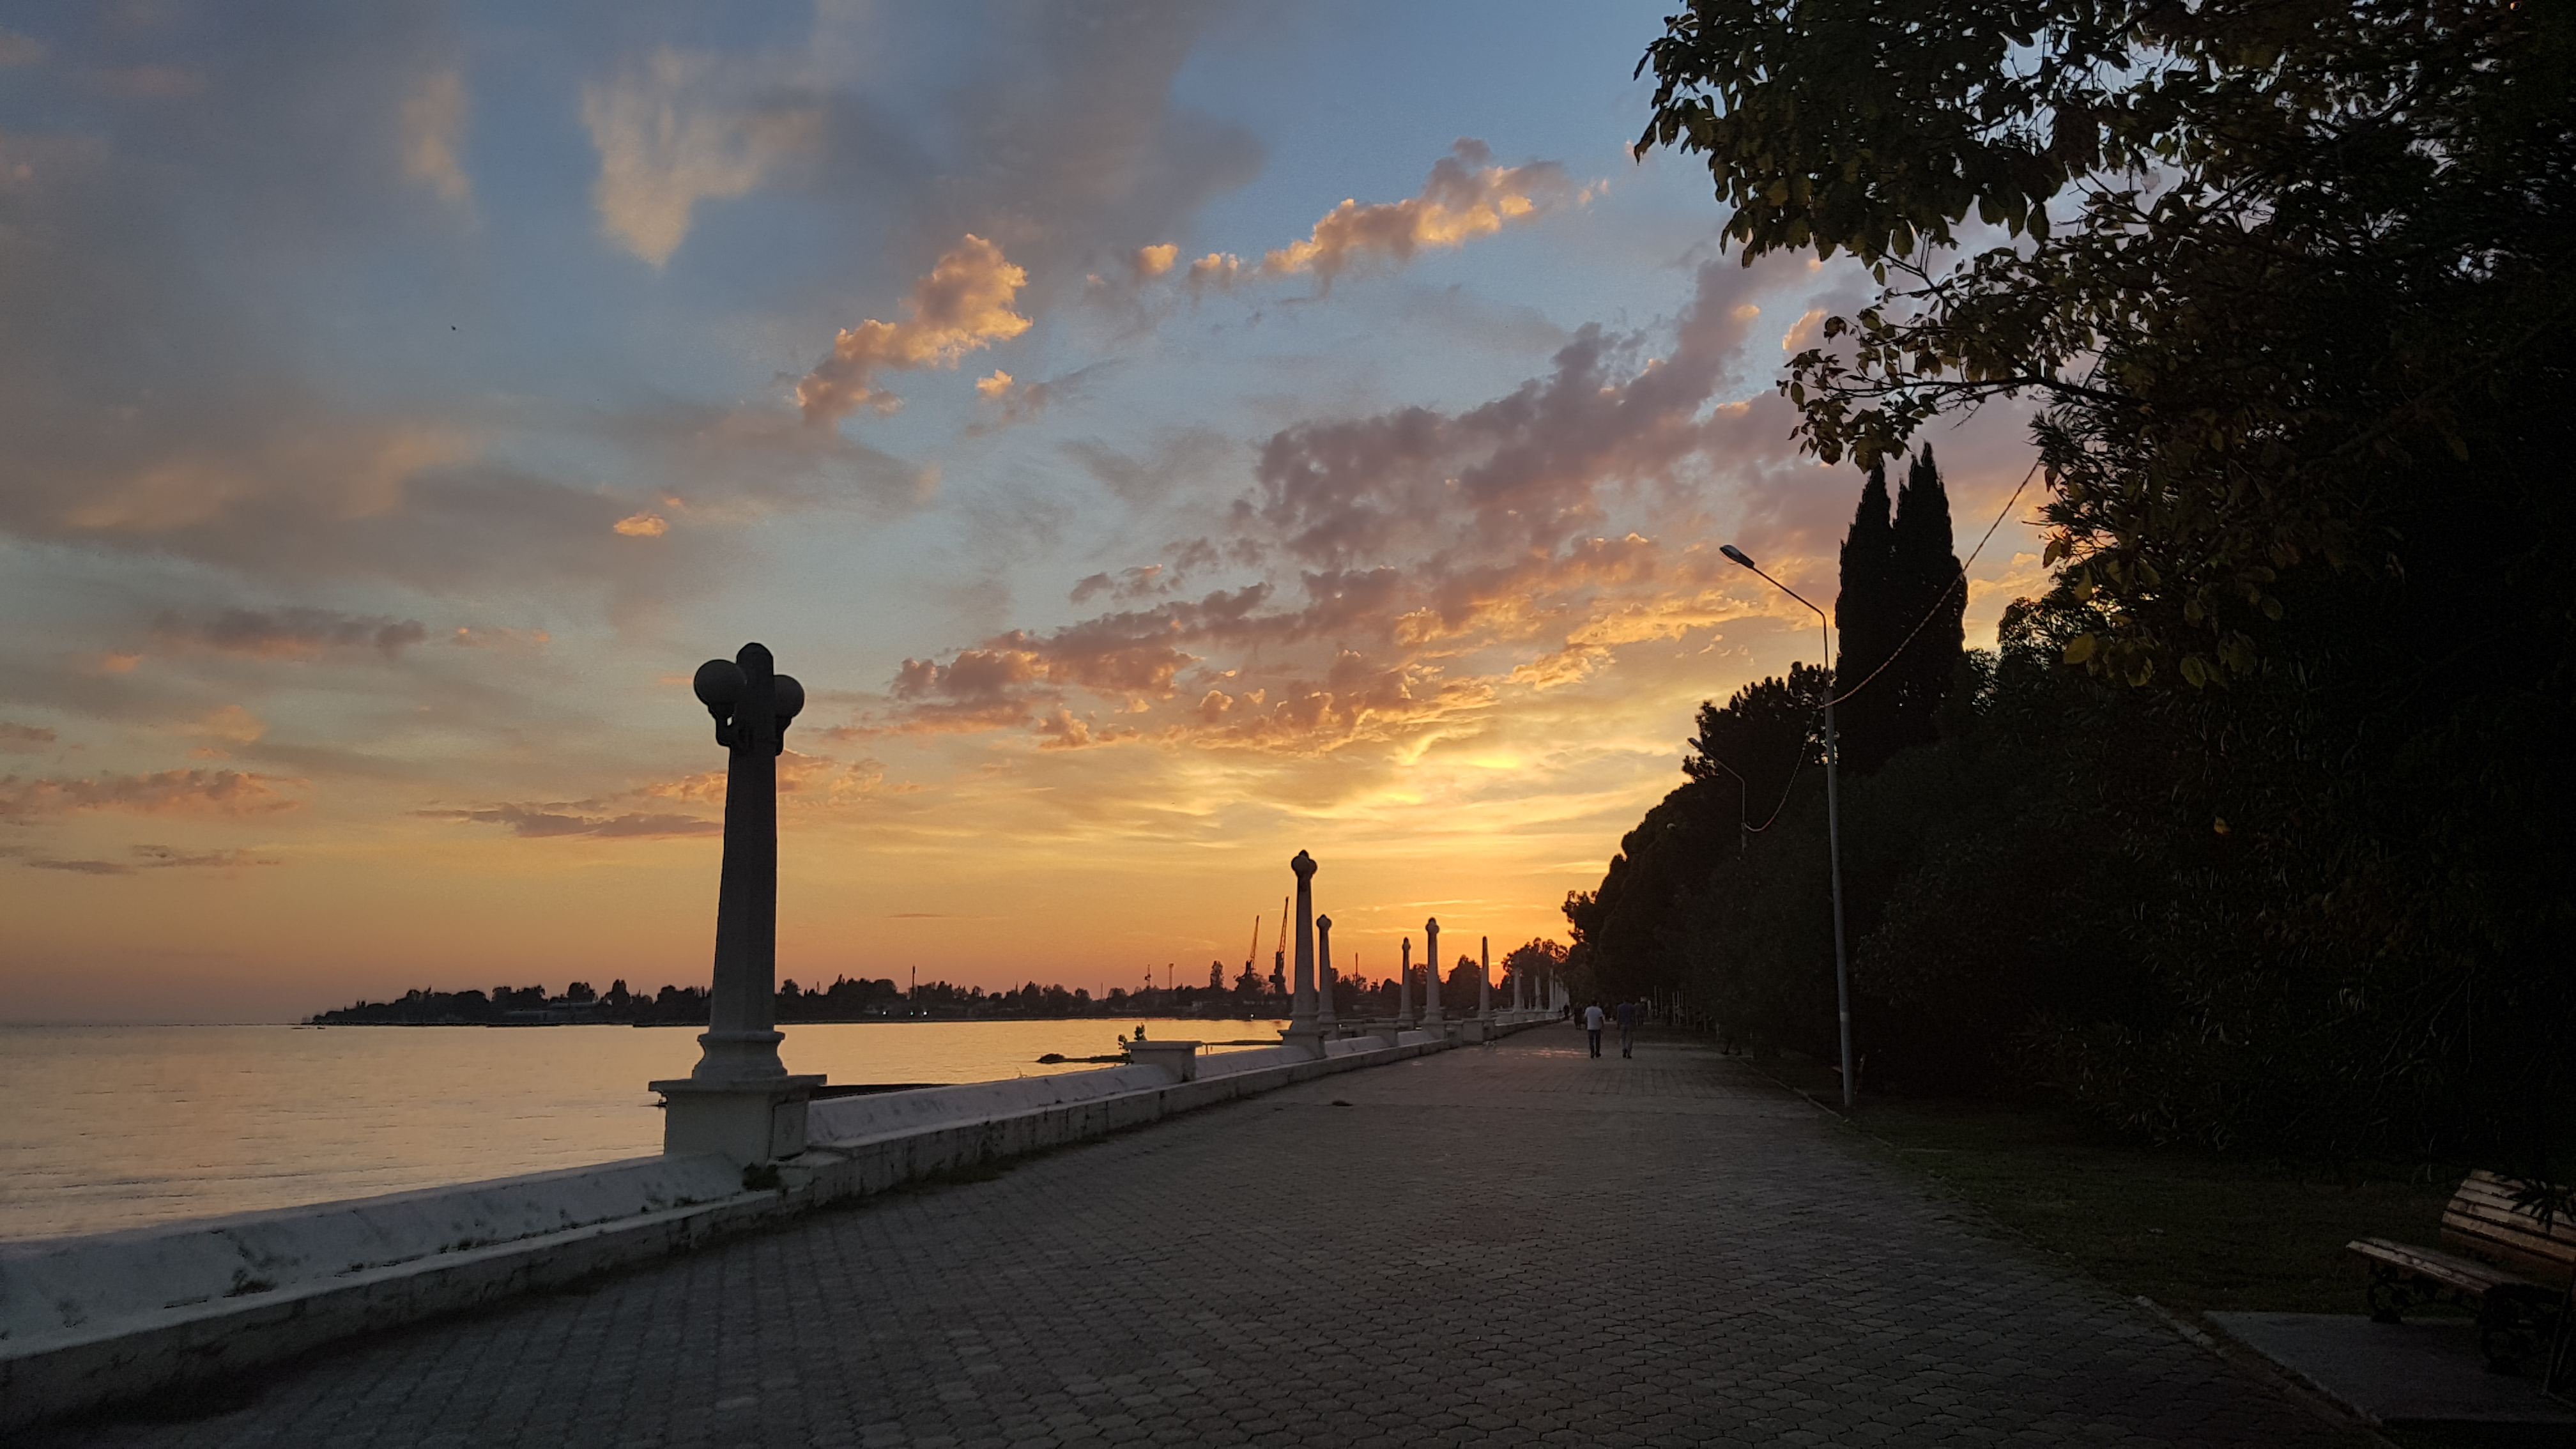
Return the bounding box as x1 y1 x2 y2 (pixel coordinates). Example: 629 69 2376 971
1611 0 2576 1167
1568 449 2574 1168
311 963 1519 1027
312 979 719 1025
314 970 1308 1025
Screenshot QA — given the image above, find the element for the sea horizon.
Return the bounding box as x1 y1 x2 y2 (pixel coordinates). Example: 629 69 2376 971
0 1018 1285 1242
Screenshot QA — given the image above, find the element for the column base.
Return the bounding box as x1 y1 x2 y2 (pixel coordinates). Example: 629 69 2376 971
1126 1039 1202 1082
1278 1023 1327 1059
650 1075 825 1167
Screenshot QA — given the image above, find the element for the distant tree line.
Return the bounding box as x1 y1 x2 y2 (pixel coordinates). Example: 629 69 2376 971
312 980 716 1026
311 959 1522 1027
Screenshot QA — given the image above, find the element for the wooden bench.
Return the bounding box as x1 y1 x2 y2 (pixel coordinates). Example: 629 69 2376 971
2347 1170 2575 1383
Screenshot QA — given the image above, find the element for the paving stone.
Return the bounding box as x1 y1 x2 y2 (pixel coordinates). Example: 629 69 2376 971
25 1034 2365 1447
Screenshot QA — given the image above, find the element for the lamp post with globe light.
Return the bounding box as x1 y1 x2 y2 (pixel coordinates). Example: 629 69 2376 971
1719 544 1856 1108
650 642 827 1165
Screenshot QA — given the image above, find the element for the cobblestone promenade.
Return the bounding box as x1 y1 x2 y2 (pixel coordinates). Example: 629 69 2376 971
35 1031 2363 1448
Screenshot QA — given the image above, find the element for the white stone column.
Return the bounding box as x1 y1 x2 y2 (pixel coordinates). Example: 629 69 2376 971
1283 850 1321 1055
1478 936 1491 1021
652 643 824 1167
1316 914 1338 1031
1421 917 1445 1029
1397 937 1414 1028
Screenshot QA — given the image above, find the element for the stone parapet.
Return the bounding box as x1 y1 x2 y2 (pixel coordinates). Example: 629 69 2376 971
1121 1039 1202 1082
2 1032 1451 1432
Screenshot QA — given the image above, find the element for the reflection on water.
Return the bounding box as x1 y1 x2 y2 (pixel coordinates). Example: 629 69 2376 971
0 1018 1284 1241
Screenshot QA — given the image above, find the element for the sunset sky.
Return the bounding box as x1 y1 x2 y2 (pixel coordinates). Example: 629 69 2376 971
0 2 2048 1023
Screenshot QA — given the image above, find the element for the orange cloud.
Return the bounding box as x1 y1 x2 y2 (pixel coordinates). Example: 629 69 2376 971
795 235 1032 425
1070 564 1170 604
190 705 267 746
613 512 669 537
424 749 889 843
132 844 281 869
419 802 720 840
969 365 1096 432
630 751 882 808
845 259 1834 761
0 769 307 822
56 424 469 535
448 625 550 650
1173 140 1583 293
21 844 285 877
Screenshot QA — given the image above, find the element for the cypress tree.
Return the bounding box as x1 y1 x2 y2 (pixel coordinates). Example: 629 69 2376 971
1888 446 1966 753
1834 461 1899 772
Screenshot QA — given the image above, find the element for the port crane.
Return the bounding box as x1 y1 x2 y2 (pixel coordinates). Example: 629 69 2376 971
1269 896 1289 997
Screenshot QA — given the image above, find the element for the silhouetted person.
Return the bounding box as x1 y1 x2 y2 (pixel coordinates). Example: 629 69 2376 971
1616 1000 1639 1058
1584 1002 1606 1058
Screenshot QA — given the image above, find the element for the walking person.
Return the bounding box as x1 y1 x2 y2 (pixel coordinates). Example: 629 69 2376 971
1616 999 1640 1058
1584 1001 1606 1058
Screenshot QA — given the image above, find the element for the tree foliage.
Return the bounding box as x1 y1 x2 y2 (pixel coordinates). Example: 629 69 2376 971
1572 663 1833 1008
1605 0 2575 1165
1836 448 1965 772
1834 462 1903 771
1639 0 2576 684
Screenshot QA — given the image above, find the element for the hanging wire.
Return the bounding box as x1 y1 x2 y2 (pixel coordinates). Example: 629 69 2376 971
1744 744 1812 832
1821 458 2042 709
1823 454 2040 706
1721 457 2047 837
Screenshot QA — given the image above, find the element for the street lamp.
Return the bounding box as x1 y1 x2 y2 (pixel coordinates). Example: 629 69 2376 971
1718 544 1855 1108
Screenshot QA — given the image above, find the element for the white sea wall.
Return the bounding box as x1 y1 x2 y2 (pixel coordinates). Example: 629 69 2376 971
0 1153 747 1344
1 1016 1558 1432
807 1063 1173 1144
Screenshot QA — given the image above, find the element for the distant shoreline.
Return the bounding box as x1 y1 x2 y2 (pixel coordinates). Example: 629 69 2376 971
307 1016 1297 1029
302 976 1370 1029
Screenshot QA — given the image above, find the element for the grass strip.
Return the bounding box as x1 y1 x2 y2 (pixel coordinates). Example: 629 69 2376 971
1756 1055 2458 1317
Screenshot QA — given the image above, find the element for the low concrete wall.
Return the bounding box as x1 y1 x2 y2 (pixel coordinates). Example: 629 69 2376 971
0 1154 747 1344
805 1062 1174 1142
0 1020 1546 1430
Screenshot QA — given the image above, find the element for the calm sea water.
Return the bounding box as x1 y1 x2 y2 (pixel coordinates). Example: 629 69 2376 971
0 1018 1284 1242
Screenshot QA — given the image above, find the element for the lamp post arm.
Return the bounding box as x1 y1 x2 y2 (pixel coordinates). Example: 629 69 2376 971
1720 545 1854 1108
1736 561 1825 631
